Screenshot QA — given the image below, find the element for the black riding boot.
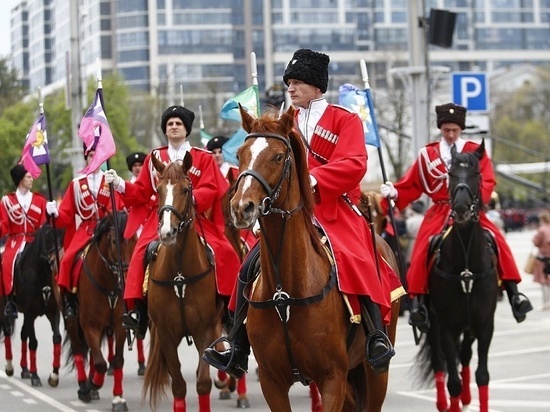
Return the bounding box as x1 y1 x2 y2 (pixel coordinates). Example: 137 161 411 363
202 244 259 379
122 299 148 339
503 280 532 323
361 297 395 374
3 294 18 319
64 291 78 320
408 294 430 333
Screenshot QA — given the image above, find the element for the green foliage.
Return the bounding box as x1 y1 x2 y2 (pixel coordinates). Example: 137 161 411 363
0 57 25 115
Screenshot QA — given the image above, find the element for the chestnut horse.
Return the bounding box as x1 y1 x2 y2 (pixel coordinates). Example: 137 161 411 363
415 142 499 412
230 106 401 411
143 154 220 412
64 211 136 411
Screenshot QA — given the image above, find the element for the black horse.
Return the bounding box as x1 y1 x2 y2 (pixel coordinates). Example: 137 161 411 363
416 141 499 412
12 221 64 387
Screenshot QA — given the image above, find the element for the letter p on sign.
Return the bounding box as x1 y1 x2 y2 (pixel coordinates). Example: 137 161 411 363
451 72 488 112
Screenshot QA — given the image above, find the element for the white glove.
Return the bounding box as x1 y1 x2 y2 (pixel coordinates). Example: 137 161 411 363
46 201 59 217
380 181 398 200
104 169 121 188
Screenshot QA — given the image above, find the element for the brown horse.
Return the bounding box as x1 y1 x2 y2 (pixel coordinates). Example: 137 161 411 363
358 190 386 236
143 154 220 412
64 211 136 411
230 106 401 411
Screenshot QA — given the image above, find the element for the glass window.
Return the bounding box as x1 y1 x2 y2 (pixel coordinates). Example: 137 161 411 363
101 35 112 59
100 2 111 14
116 0 147 13
157 0 165 9
118 49 150 62
120 66 149 81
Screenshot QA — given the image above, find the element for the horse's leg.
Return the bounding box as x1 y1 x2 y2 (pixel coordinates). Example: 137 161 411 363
4 325 14 376
106 330 114 375
110 329 128 412
427 324 448 412
47 307 61 387
136 337 146 376
85 330 108 392
156 335 187 411
194 333 215 412
20 317 32 379
364 361 389 412
475 323 494 412
236 376 250 409
459 332 475 405
441 334 462 412
257 368 293 412
27 317 43 387
65 319 92 402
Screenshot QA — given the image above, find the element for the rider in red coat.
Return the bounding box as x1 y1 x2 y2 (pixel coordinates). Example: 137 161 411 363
0 164 47 318
46 147 124 319
104 106 241 339
380 103 532 332
203 49 404 378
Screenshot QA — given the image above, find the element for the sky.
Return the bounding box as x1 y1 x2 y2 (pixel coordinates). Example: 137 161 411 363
1 0 21 56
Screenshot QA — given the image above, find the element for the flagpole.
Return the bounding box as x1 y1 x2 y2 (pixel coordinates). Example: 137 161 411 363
96 58 132 348
39 87 62 275
360 59 409 294
199 105 205 130
250 52 260 117
180 85 184 106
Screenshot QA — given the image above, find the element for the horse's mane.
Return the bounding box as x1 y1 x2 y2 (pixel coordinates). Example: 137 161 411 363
161 161 188 181
93 211 128 243
19 223 53 263
254 109 323 253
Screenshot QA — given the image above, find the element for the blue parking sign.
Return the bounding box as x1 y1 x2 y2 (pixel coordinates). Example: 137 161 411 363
452 72 489 112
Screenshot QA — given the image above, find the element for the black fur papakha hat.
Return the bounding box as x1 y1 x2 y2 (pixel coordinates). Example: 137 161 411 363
283 49 330 93
436 103 467 130
10 164 27 187
206 136 229 151
126 152 147 171
161 105 195 136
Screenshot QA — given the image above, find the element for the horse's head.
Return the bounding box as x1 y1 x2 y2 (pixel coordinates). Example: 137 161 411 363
448 140 485 224
230 104 315 229
152 153 195 245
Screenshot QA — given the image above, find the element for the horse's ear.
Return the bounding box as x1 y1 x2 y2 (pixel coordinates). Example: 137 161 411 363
151 154 165 175
280 106 295 133
239 103 254 133
475 138 485 160
182 151 193 173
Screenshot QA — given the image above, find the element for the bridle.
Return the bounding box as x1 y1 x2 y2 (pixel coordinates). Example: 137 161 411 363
157 176 194 234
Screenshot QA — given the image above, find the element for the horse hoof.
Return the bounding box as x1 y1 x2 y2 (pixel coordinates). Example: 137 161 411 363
92 389 100 400
21 367 32 379
137 362 146 376
31 375 43 387
48 373 59 387
237 398 251 409
78 388 92 403
219 390 231 400
112 396 128 412
5 364 14 377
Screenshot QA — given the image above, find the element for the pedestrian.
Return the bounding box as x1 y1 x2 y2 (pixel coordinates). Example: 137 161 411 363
203 48 403 378
104 105 241 340
46 144 123 319
380 103 532 332
533 210 550 310
0 164 48 318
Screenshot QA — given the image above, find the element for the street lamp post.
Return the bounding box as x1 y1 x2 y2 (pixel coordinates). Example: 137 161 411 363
69 0 84 176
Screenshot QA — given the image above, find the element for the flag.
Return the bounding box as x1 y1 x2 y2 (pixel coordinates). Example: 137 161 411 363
21 112 49 178
338 83 381 148
200 128 213 148
78 88 116 174
220 85 260 122
222 128 248 166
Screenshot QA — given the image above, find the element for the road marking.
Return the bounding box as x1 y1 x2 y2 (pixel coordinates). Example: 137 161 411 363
0 370 78 412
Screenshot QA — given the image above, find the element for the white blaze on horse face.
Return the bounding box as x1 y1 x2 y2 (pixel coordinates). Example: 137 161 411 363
239 137 269 198
159 181 175 238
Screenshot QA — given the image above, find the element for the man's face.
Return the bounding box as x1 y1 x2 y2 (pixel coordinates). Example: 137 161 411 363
211 148 224 167
131 162 143 178
19 172 33 191
165 117 187 144
85 150 102 173
440 123 462 145
286 79 322 108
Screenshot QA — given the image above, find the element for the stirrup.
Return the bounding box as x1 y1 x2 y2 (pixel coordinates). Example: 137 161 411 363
366 331 395 374
409 304 430 333
202 337 247 379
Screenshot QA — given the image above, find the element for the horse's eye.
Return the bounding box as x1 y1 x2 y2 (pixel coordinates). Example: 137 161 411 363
181 187 189 195
275 154 284 162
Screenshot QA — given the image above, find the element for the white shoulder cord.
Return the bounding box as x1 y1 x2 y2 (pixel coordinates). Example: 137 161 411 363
73 179 98 220
2 195 26 226
418 147 448 195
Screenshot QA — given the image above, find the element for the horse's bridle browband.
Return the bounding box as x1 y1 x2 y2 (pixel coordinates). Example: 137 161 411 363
236 132 300 216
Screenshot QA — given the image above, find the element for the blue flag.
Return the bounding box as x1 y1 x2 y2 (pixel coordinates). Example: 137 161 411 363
338 83 381 148
220 85 260 122
222 128 248 166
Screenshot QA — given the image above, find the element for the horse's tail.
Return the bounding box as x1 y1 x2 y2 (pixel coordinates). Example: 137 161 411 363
413 330 437 388
142 323 170 410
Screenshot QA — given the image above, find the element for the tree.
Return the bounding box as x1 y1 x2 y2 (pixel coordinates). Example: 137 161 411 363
0 57 25 115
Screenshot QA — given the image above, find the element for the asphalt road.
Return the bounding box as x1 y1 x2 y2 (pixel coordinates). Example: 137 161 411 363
1 229 549 411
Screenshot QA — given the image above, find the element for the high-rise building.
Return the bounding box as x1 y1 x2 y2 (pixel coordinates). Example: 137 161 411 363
9 0 550 107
